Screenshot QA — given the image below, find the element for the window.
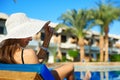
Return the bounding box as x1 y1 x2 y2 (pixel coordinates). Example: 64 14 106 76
40 32 45 41
0 19 7 35
61 35 66 42
0 26 4 34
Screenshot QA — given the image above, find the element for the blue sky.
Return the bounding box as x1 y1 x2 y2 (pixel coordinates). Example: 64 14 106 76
1 0 120 35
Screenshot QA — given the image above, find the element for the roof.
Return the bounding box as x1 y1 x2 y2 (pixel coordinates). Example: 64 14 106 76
0 13 8 19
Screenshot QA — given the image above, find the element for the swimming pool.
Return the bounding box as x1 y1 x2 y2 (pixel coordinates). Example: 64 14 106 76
74 64 120 80
74 71 120 80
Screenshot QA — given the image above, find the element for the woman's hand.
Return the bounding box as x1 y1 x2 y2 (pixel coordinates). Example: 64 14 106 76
43 21 54 38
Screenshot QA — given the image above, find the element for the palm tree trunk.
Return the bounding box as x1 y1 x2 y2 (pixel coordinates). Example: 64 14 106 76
88 43 92 62
104 34 109 62
57 35 62 60
104 26 109 62
78 38 85 62
99 35 104 62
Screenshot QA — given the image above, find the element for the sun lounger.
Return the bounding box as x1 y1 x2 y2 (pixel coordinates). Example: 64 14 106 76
0 64 55 80
0 70 43 80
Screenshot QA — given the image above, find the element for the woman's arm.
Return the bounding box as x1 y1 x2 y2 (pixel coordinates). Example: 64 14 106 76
37 21 54 63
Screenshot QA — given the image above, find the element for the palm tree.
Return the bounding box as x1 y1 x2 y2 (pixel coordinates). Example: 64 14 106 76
92 0 120 62
57 9 94 62
102 5 120 62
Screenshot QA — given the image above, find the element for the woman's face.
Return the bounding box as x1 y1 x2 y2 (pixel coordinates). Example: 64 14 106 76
19 37 32 47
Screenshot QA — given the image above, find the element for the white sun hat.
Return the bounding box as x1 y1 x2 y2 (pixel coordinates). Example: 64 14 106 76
0 12 49 42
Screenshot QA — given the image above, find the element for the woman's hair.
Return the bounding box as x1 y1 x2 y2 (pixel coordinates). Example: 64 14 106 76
0 39 21 64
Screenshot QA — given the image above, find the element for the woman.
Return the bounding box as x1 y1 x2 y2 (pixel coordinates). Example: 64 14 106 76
0 13 74 80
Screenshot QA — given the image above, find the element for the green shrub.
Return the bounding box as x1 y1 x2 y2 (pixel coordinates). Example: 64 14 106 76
68 49 79 58
110 54 120 62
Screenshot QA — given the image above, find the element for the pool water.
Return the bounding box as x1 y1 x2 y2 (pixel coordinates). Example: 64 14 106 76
74 71 120 80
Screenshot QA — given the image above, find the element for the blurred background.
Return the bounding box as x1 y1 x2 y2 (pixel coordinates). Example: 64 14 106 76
1 0 120 80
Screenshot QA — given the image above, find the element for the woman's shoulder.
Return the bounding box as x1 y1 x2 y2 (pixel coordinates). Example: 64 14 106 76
23 48 37 57
14 48 39 64
23 48 39 64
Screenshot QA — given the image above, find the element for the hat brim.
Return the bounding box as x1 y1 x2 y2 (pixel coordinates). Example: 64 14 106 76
0 19 48 42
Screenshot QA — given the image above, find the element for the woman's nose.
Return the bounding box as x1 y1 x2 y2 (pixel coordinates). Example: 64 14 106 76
28 37 32 40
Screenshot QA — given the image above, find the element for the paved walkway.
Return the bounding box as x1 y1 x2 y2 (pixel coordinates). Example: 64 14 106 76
46 62 120 71
46 62 120 67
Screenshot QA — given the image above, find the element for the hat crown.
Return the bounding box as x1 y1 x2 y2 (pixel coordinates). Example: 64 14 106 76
6 13 30 33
